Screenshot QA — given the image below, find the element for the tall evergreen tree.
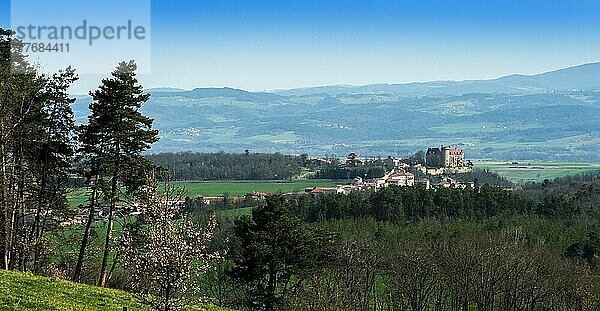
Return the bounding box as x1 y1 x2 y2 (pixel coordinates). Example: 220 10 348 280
78 60 158 287
29 67 78 271
0 28 43 270
232 195 332 310
0 28 77 271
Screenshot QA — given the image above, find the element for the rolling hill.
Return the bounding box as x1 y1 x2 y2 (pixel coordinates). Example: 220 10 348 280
71 63 600 161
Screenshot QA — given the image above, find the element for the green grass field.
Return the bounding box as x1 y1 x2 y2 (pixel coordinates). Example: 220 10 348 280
66 188 89 207
67 181 338 206
170 181 337 197
475 161 600 184
66 162 600 205
0 269 232 311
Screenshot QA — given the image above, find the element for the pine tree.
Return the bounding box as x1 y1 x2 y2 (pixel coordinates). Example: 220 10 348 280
30 67 78 271
0 28 77 271
232 195 333 310
0 28 45 270
78 60 158 287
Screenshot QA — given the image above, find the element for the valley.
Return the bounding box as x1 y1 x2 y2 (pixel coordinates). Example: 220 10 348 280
70 63 600 161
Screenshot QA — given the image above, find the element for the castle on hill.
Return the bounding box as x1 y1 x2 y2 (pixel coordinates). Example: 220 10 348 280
426 145 465 168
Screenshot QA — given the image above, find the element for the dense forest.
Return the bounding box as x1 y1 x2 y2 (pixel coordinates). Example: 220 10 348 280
194 191 600 311
5 27 600 311
518 170 600 200
288 185 536 223
146 152 392 181
313 161 387 179
146 152 304 180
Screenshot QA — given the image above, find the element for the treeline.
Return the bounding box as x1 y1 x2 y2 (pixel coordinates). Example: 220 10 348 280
146 152 390 181
147 152 304 180
313 161 387 179
318 218 596 310
288 185 539 223
290 219 593 310
519 169 600 200
449 168 513 187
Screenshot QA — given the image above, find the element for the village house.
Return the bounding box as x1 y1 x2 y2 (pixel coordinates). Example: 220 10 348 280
351 176 366 186
386 171 415 187
306 187 341 195
374 177 385 189
336 185 361 194
246 191 276 201
438 177 475 189
201 196 225 205
160 197 187 209
416 178 431 190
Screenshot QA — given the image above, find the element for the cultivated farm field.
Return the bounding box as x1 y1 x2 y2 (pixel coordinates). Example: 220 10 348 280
474 161 600 184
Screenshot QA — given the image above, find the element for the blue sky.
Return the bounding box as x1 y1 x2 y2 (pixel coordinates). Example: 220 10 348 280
2 0 600 93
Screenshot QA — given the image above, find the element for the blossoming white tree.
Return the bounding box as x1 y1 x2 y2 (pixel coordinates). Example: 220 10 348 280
121 183 218 311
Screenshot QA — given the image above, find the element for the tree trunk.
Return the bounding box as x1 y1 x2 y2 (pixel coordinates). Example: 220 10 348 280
73 176 98 282
0 138 9 270
267 261 276 311
98 173 117 287
165 267 171 311
31 133 51 268
16 162 24 271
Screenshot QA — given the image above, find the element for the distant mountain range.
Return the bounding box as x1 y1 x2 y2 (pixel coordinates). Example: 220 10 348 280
72 63 600 161
274 62 600 96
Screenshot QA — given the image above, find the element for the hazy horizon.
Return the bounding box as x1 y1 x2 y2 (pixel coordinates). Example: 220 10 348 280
2 0 600 94
72 61 600 95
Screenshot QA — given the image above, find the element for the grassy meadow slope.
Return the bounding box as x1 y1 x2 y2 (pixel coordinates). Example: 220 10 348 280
0 270 231 311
